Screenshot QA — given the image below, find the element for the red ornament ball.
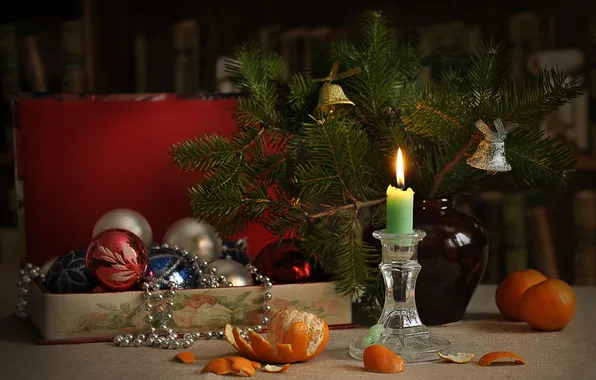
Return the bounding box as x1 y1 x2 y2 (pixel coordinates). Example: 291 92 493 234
252 240 324 284
85 228 148 291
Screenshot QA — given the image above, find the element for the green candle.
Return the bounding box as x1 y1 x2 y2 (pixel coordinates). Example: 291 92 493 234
386 148 414 234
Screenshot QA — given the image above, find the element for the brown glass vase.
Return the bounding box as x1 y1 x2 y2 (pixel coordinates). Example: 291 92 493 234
413 198 488 326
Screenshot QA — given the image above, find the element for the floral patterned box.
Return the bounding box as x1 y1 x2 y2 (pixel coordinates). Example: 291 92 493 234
27 281 353 343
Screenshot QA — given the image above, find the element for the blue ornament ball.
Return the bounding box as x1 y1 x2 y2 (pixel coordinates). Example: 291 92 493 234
44 250 96 293
221 238 250 265
147 247 195 289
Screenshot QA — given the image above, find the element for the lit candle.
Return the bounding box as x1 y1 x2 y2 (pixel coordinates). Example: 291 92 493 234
386 148 414 234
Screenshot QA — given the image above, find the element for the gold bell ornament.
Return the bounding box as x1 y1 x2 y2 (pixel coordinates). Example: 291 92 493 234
467 118 518 174
314 61 361 115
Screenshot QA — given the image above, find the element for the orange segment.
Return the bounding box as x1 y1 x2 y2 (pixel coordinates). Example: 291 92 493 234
437 352 475 364
478 352 526 367
200 358 239 375
305 320 329 361
363 345 405 374
263 364 291 373
248 330 281 364
227 356 257 376
287 322 309 362
224 309 329 364
232 327 259 361
174 351 195 364
267 308 329 361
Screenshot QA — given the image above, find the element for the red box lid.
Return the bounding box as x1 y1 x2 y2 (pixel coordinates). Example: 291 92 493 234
14 94 273 265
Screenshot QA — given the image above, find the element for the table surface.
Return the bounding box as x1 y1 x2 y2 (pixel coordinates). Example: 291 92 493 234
1 285 595 380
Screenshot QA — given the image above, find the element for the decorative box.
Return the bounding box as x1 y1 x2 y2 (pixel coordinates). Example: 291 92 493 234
16 94 354 344
28 281 353 344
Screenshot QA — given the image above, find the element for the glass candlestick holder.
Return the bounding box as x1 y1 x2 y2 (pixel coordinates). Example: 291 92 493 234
349 229 450 363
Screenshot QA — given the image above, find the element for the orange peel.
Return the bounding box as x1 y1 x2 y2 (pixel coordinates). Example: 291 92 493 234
223 308 329 364
200 358 239 375
262 364 291 373
478 351 526 367
437 352 476 364
363 344 405 374
174 351 195 364
227 356 257 376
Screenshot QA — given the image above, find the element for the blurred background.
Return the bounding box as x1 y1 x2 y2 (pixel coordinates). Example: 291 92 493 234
1 0 596 315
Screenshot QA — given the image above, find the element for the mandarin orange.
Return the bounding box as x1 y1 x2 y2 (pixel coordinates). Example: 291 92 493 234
495 269 547 320
519 278 576 331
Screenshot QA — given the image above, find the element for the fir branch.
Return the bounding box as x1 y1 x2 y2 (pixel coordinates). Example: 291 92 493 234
306 198 385 222
319 119 356 202
428 135 481 197
170 134 235 172
294 163 340 201
504 128 576 192
330 210 378 297
501 71 582 125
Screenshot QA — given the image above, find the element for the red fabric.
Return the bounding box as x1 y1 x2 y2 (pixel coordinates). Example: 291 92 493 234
16 95 274 265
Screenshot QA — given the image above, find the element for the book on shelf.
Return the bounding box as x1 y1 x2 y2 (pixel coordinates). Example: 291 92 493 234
471 192 504 284
61 20 85 93
501 193 529 275
172 20 200 95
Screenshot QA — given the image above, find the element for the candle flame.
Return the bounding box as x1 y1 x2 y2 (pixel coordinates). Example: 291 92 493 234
396 148 405 189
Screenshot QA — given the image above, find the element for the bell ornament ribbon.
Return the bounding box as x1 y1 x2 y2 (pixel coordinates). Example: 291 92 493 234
313 60 362 83
474 118 518 143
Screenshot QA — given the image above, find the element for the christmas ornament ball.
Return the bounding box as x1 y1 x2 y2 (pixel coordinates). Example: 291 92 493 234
40 255 59 276
146 247 196 289
85 228 149 291
222 238 250 265
207 259 254 287
44 250 96 293
253 240 324 284
163 218 221 264
92 208 153 247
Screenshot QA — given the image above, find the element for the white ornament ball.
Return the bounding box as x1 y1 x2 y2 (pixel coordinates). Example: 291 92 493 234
163 218 222 263
92 208 153 247
207 259 254 287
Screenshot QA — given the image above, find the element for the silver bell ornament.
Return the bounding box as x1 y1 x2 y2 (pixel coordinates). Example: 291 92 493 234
92 208 153 247
207 259 254 287
163 218 222 264
467 118 517 174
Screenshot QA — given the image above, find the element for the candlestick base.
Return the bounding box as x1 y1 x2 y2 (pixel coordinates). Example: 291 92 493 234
349 229 450 363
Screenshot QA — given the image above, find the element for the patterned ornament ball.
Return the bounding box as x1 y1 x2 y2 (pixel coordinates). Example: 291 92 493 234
85 228 149 291
44 250 96 293
207 259 254 287
92 208 153 247
163 218 221 264
252 240 324 284
146 247 196 289
221 238 250 265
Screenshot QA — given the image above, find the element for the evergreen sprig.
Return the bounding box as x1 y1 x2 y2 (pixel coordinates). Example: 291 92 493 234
171 11 582 304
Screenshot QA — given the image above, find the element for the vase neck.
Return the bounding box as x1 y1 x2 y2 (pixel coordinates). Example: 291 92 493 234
414 198 455 211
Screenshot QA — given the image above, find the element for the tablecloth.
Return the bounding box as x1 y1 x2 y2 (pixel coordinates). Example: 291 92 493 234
1 285 595 380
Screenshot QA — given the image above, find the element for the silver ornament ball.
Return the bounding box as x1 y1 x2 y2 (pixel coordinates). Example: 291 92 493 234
92 208 153 247
163 218 221 264
206 260 254 287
